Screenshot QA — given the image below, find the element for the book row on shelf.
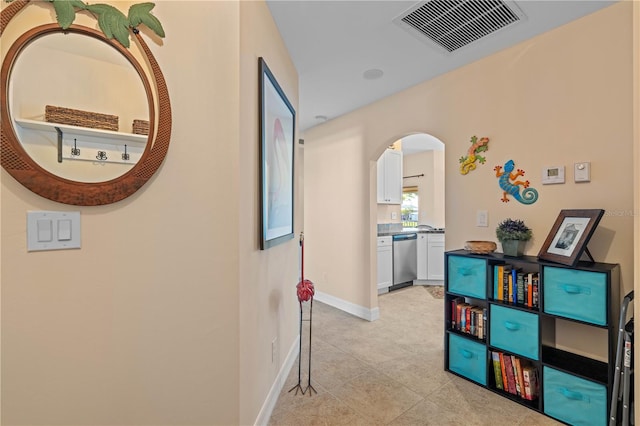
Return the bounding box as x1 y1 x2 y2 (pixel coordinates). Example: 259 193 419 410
491 350 539 401
450 297 487 339
494 265 539 307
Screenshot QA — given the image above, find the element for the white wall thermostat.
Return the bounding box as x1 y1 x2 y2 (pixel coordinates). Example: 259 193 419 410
541 166 565 185
574 162 591 182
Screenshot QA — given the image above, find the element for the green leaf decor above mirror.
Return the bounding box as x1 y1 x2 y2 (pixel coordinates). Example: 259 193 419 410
6 0 165 47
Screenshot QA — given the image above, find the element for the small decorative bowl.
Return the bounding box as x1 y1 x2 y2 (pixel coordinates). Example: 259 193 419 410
464 240 497 254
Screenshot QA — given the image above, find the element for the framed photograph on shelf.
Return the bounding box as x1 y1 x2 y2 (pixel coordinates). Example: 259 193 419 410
259 57 295 250
537 209 605 266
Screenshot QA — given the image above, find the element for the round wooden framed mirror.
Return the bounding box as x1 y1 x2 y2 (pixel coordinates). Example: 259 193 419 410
0 1 171 206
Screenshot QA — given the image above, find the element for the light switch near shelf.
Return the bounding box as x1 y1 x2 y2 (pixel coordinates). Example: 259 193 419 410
36 219 53 242
57 219 72 241
476 210 488 227
27 211 81 251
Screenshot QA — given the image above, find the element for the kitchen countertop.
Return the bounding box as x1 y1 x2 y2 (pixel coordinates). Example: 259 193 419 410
377 228 445 237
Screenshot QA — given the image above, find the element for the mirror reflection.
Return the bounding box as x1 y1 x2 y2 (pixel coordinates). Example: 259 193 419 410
8 31 149 183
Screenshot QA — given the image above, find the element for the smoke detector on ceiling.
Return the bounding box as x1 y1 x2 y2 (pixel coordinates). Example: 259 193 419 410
394 0 526 54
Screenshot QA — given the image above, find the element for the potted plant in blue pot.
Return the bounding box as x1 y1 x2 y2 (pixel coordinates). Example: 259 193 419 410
496 218 532 257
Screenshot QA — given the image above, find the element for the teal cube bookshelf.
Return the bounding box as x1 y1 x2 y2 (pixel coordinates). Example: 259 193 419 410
444 250 620 426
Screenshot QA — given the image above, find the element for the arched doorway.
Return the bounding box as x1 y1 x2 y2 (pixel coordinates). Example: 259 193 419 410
375 133 445 298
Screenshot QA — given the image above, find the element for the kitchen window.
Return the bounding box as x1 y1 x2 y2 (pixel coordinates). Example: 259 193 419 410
402 186 419 227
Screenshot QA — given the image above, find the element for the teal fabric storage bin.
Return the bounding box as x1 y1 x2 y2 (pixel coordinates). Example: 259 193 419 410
448 334 486 385
543 267 607 325
543 366 607 426
447 256 486 299
490 305 539 359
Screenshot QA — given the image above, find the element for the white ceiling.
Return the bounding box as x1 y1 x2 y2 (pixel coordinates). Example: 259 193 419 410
267 0 617 132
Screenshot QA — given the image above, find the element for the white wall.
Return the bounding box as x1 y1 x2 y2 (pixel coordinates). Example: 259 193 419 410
304 2 636 360
1 1 299 424
303 127 374 312
239 2 300 424
1 2 241 424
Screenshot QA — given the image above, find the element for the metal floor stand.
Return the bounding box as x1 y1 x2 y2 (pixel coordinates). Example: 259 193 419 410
288 299 316 396
304 299 317 395
289 232 316 396
610 291 634 426
288 301 305 395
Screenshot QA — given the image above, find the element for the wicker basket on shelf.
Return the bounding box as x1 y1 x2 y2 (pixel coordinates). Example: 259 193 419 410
464 240 497 254
132 119 150 135
44 105 119 131
45 105 119 131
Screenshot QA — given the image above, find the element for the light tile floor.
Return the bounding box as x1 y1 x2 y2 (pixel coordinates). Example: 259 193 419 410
269 285 562 425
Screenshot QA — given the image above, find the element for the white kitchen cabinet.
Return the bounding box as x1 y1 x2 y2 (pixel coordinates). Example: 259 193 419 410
377 236 393 292
417 233 445 281
427 233 445 280
376 149 402 204
416 233 428 280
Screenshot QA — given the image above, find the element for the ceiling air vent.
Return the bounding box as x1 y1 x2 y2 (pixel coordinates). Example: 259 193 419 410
395 0 525 53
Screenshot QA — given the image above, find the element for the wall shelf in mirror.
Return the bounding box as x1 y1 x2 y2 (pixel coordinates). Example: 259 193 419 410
15 118 149 144
15 118 147 165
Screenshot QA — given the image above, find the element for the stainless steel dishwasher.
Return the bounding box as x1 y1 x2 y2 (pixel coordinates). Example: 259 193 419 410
392 233 417 289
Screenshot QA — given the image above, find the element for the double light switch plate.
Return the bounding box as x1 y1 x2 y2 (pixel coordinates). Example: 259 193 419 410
27 211 81 251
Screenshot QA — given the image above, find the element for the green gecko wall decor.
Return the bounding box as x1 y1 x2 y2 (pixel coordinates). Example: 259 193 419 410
5 0 165 48
494 160 539 204
459 135 489 175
